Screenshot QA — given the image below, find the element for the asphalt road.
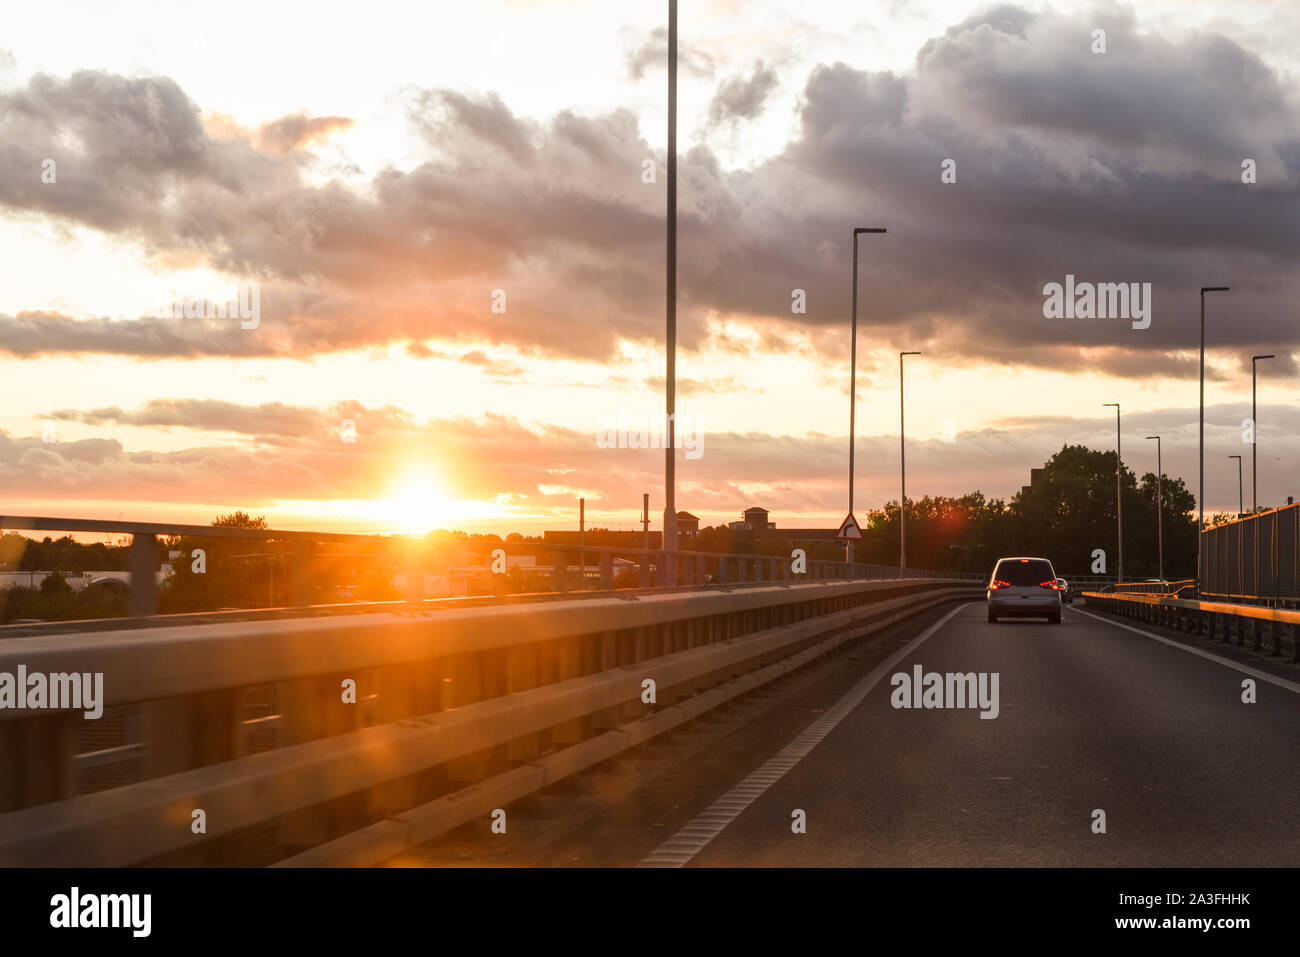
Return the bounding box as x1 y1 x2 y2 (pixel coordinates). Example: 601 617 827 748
656 602 1300 867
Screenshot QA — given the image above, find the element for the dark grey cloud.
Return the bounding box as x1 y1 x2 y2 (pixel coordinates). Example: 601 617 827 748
625 26 717 80
914 5 1285 162
672 6 1300 370
0 310 275 358
0 7 1297 378
409 90 536 164
46 399 412 447
53 400 322 437
0 71 282 237
707 60 779 127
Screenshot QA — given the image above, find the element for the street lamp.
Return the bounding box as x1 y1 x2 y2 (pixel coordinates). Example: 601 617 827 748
1199 286 1229 590
899 351 921 577
1146 435 1162 581
847 226 887 563
1229 455 1243 518
1251 354 1274 514
1103 402 1122 582
662 0 679 584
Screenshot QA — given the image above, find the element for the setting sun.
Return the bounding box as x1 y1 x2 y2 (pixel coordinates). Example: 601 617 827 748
383 473 449 535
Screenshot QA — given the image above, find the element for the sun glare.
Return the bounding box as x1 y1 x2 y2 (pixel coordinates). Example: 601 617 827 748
384 474 447 535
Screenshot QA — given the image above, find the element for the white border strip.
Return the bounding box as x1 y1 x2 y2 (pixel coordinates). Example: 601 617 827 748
636 602 971 867
1070 606 1300 696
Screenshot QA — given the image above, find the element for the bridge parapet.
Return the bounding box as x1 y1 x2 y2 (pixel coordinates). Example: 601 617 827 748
0 577 980 866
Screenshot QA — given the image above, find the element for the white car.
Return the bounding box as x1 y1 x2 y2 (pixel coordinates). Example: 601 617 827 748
987 556 1063 624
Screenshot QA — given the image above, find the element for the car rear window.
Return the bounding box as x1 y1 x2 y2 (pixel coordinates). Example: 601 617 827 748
994 559 1054 585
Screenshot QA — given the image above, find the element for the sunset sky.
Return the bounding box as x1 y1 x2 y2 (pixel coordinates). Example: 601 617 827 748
1 0 1298 536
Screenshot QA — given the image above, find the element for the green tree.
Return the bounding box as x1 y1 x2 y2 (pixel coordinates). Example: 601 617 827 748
39 572 73 597
160 512 275 613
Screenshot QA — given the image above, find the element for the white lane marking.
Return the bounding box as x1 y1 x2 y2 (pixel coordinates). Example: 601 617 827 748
636 602 973 868
1070 606 1300 696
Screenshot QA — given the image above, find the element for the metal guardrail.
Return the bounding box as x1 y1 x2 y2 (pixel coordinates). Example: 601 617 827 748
0 577 980 865
1109 579 1195 596
1199 503 1300 604
1081 590 1300 662
0 514 984 622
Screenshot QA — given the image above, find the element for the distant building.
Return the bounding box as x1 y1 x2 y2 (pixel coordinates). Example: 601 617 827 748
742 507 774 532
732 506 837 542
676 511 699 538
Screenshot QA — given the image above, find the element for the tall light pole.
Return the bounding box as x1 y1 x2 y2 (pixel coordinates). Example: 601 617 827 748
1199 286 1229 590
1229 455 1243 518
1252 354 1274 514
846 226 886 563
1103 402 1122 582
1146 435 1162 581
662 0 678 583
899 351 921 577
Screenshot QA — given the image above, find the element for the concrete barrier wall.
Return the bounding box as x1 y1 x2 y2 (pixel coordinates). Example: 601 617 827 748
0 579 978 864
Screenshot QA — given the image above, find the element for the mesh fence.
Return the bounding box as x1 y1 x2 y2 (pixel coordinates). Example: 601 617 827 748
1201 504 1300 600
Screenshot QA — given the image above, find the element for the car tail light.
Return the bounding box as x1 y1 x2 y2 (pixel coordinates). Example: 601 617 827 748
1039 580 1061 590
990 579 1011 590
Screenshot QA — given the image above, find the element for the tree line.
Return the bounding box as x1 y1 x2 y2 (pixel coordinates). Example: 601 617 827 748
689 444 1216 580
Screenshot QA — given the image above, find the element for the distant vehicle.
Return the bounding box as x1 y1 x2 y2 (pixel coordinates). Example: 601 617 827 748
1056 578 1074 604
987 556 1062 624
85 577 129 596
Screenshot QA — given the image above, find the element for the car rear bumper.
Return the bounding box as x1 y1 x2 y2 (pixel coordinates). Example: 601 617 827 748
987 595 1060 615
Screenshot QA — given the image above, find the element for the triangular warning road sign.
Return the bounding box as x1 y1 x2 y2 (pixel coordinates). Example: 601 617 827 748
836 512 863 540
